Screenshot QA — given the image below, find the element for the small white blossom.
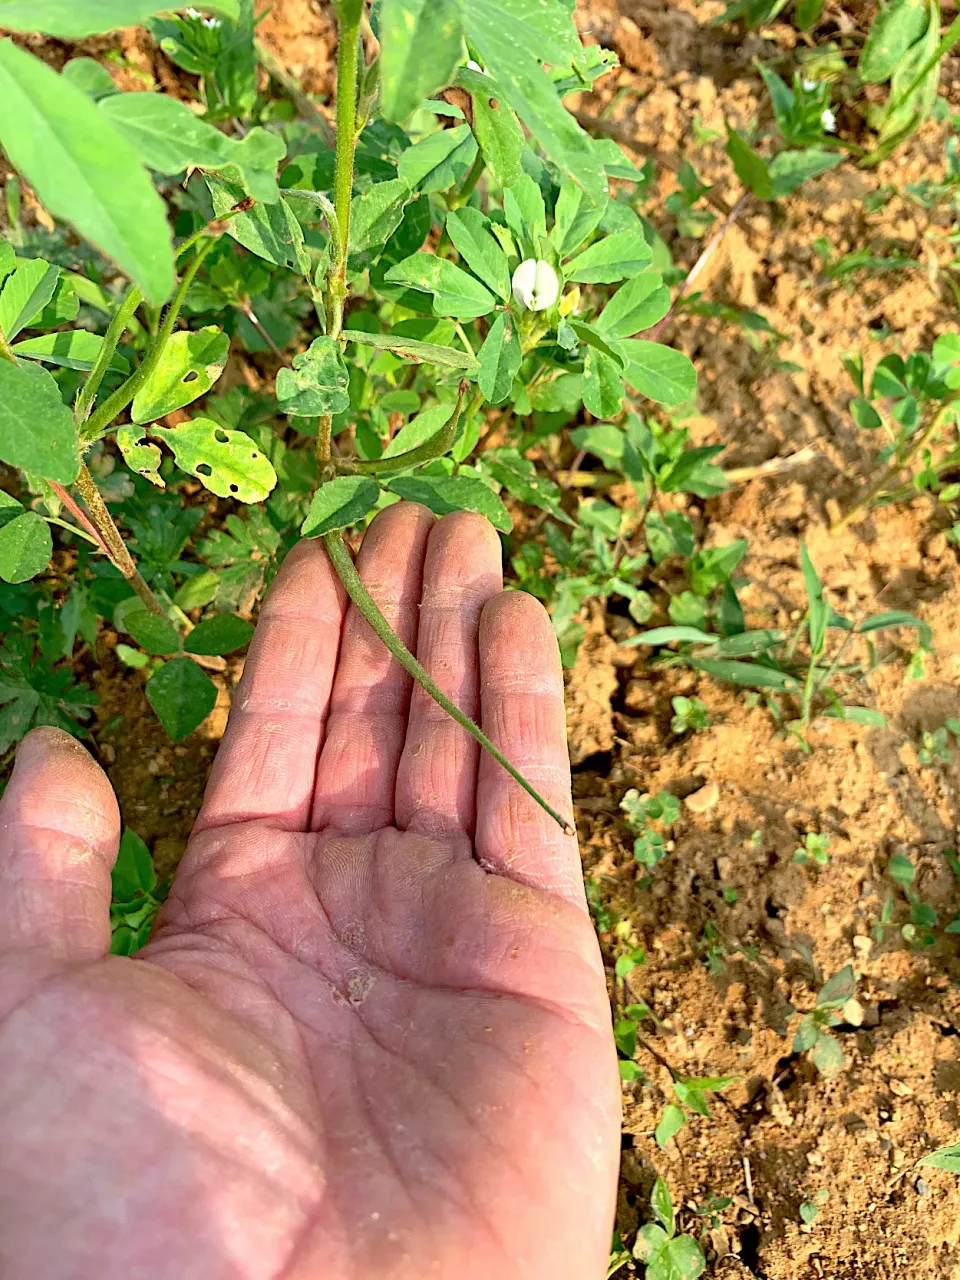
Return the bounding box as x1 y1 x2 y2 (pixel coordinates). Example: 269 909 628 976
512 259 560 312
203 15 221 27
185 6 203 15
466 59 484 73
801 77 818 92
821 107 836 133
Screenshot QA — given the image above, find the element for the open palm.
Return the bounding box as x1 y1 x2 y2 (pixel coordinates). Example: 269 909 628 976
0 503 620 1280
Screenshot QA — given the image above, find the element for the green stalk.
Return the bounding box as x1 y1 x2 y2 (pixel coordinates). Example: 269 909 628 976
81 238 217 443
75 287 142 424
448 148 486 210
0 325 16 365
338 382 468 475
323 529 575 836
75 462 166 616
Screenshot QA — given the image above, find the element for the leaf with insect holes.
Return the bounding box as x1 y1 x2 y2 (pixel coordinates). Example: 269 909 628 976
11 330 123 374
117 425 163 486
0 258 59 341
116 599 180 656
582 348 624 419
550 179 607 257
342 329 478 371
478 311 521 405
153 417 277 503
301 476 380 538
458 67 524 189
445 208 511 301
398 125 477 194
131 327 229 424
596 272 671 338
565 231 651 284
0 512 52 584
146 656 218 742
0 359 79 484
276 336 351 416
0 1 238 37
617 339 697 405
859 0 930 82
378 0 464 123
386 474 512 532
184 614 254 656
385 253 496 319
0 40 174 304
100 94 285 203
463 1 607 205
206 175 308 273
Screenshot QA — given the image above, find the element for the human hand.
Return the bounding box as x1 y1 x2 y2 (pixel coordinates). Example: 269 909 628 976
0 503 620 1280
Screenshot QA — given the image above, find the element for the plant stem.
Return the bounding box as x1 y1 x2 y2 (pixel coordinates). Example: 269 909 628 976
323 529 575 836
337 382 468 475
81 238 217 443
74 462 166 616
75 287 143 424
0 324 16 364
833 399 960 531
448 149 486 210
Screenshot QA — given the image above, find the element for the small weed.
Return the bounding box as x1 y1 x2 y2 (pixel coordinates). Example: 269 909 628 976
794 832 832 867
671 695 711 735
633 1178 706 1280
918 720 960 766
655 1073 739 1149
109 828 168 955
621 788 681 870
799 1189 829 1224
793 966 861 1076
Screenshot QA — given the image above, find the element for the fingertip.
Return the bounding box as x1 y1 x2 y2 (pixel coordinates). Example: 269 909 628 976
7 728 120 848
480 591 562 687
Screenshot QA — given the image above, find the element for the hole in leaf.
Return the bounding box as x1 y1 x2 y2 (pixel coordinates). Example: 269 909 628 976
214 428 230 443
183 370 200 383
196 462 213 476
229 483 239 493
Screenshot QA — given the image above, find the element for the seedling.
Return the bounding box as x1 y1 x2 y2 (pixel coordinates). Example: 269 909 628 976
621 788 681 869
800 1189 829 1224
670 695 710 735
793 966 862 1076
794 832 832 867
655 1074 739 1149
109 827 168 955
918 719 960 766
633 1178 706 1280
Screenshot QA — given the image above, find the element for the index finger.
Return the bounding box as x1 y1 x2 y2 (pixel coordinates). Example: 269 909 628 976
195 538 347 833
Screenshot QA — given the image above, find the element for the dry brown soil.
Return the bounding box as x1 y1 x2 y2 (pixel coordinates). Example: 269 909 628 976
7 1 960 1275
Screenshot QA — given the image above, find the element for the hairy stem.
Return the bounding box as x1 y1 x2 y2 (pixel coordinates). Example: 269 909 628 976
323 530 574 836
75 463 166 616
81 238 218 443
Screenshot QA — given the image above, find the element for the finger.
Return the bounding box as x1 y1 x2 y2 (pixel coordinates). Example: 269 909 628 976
195 539 348 833
312 502 434 834
475 592 584 909
0 728 119 959
395 512 503 837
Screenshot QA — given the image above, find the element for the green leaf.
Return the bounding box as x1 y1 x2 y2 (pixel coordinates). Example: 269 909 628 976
349 178 411 263
583 348 624 419
153 417 277 502
662 1235 706 1280
445 207 511 301
651 1178 674 1235
385 253 496 318
276 335 351 416
206 175 307 272
550 178 607 256
482 447 571 522
111 827 156 902
146 656 218 742
461 69 525 189
117 424 162 485
0 258 60 340
478 311 522 405
824 704 886 726
627 625 718 647
503 173 547 249
0 239 14 285
0 1 237 37
11 329 117 372
61 56 120 101
301 475 380 537
811 1032 845 1075
596 272 670 338
801 542 828 657
463 2 608 204
342 328 478 370
725 128 774 199
618 339 697 405
918 1141 960 1174
690 657 800 692
379 0 464 123
184 614 254 656
850 396 883 429
860 0 930 82
386 474 512 532
118 601 180 655
0 512 52 583
383 403 456 458
768 148 844 197
0 40 174 304
100 93 285 203
565 231 651 283
0 359 79 484
131 326 229 424
398 124 478 193
655 1103 687 1149
858 609 932 650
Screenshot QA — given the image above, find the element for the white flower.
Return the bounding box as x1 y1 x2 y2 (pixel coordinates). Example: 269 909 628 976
466 59 484 73
185 6 203 15
512 259 560 312
801 77 818 92
203 15 221 27
821 108 836 133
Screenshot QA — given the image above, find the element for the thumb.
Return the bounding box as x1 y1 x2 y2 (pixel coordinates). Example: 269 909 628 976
0 728 120 961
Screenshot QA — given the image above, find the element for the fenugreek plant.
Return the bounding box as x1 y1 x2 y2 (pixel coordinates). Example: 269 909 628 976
0 0 698 828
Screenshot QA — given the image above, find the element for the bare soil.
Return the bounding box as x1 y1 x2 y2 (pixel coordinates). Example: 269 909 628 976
10 0 960 1274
